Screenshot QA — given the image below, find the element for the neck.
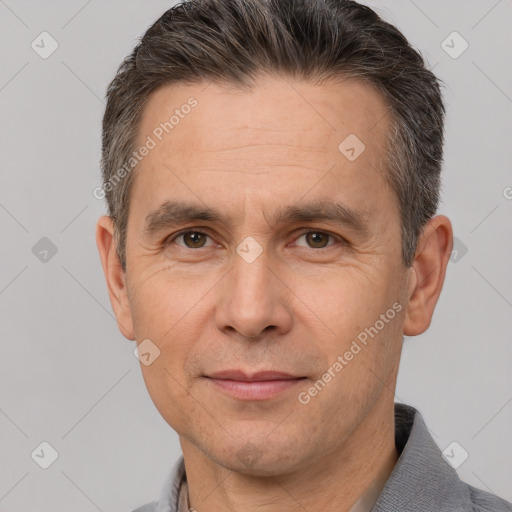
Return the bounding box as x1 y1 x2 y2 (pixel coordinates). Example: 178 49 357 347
180 399 398 512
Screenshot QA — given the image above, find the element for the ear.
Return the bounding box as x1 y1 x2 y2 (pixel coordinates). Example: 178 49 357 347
95 215 135 340
403 215 453 336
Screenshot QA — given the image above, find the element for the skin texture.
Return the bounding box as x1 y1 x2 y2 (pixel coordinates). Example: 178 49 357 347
96 75 453 512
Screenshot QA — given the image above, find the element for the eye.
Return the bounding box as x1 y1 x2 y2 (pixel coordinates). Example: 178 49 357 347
293 231 340 249
167 230 214 249
165 229 344 252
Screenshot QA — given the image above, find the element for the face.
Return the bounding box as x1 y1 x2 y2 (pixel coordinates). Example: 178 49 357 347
111 75 414 475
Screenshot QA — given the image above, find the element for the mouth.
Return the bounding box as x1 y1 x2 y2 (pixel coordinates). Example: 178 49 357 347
204 370 307 401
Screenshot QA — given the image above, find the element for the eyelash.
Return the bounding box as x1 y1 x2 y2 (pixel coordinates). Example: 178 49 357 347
165 228 346 250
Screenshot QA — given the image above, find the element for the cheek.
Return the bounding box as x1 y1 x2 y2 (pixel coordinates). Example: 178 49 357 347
294 265 404 381
296 296 404 431
294 266 392 334
139 363 201 436
128 268 214 401
128 263 213 336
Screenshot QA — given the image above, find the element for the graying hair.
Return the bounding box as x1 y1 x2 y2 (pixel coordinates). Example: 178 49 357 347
101 0 445 270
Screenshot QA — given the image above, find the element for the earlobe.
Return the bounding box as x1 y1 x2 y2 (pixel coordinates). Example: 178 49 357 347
95 216 135 340
403 215 453 337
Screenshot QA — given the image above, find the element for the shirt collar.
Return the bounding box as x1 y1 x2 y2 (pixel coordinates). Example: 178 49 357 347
372 404 469 512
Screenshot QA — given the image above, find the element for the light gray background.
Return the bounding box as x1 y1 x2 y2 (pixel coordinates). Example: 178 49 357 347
0 0 511 510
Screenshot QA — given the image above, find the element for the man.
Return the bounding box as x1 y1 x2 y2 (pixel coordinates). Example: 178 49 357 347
95 0 512 511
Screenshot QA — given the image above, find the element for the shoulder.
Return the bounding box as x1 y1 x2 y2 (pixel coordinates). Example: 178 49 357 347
130 500 158 512
466 484 512 512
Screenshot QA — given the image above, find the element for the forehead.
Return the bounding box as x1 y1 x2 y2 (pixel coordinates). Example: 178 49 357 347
138 75 390 155
130 75 395 227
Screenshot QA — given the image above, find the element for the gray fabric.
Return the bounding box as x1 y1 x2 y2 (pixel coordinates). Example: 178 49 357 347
132 404 512 512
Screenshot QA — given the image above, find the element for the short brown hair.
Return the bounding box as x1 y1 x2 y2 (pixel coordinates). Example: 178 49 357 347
101 0 445 270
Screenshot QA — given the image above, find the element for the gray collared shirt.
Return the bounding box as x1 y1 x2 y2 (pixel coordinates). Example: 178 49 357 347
133 404 512 512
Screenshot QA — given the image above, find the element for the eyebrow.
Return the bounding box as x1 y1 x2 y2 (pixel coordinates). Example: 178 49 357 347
143 199 370 236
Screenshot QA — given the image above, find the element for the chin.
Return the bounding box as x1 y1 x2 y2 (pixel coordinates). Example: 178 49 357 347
208 438 305 477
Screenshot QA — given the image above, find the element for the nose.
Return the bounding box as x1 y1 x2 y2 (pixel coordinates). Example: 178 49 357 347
214 250 293 340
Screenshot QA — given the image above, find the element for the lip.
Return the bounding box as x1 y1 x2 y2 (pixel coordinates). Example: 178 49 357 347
205 370 306 401
208 370 301 381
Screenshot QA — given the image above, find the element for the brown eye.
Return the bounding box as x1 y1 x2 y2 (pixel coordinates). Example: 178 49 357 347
166 230 211 249
304 232 331 248
182 231 208 248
